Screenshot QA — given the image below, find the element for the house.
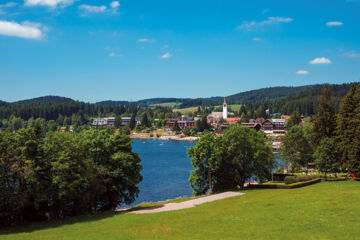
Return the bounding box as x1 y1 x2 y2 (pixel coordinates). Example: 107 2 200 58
121 117 142 126
92 117 115 127
261 119 286 135
166 116 195 130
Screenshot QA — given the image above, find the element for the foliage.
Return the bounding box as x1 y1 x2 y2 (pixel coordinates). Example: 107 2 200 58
0 128 142 226
189 125 273 195
335 83 360 175
188 133 216 195
286 111 301 129
284 175 313 184
314 138 340 177
312 85 336 146
280 125 313 172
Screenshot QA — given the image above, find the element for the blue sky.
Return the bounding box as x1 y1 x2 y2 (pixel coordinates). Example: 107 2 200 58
0 0 360 102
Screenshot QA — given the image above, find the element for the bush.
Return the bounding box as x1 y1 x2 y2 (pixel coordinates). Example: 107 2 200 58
150 133 153 137
284 175 313 184
156 134 160 138
284 176 297 184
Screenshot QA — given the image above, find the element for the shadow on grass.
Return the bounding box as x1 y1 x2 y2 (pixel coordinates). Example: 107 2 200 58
0 210 125 236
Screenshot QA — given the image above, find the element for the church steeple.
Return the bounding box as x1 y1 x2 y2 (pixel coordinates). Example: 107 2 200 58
223 97 228 119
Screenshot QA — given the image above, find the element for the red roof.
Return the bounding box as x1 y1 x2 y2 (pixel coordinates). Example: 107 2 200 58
226 117 241 123
281 115 291 120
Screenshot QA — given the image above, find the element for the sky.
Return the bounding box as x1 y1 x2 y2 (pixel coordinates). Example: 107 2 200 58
0 0 360 103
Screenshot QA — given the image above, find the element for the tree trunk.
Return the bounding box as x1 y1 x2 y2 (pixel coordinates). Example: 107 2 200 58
208 168 212 193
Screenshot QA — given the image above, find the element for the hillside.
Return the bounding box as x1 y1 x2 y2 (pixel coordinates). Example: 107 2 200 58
14 96 74 105
1 181 359 240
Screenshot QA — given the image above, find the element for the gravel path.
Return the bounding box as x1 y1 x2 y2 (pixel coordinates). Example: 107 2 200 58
129 191 244 214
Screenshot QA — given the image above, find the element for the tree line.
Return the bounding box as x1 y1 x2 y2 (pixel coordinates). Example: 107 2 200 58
281 84 360 177
0 126 142 226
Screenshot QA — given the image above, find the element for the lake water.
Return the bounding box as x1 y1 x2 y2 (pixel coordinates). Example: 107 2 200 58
124 139 283 207
128 139 195 206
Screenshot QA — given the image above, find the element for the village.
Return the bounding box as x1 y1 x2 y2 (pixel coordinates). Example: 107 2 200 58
91 98 295 151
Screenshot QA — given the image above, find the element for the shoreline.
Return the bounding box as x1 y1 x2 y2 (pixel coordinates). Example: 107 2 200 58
130 135 199 142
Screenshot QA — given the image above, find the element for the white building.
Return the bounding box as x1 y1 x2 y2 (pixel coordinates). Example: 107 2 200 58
92 117 115 127
223 98 228 119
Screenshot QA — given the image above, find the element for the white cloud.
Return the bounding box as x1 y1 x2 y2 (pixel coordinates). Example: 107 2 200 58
0 20 44 39
138 38 154 43
109 52 122 57
110 1 120 8
79 4 107 14
253 37 261 41
296 70 309 75
138 38 150 42
160 52 171 59
24 0 74 8
343 50 360 58
326 21 343 27
309 57 332 64
237 16 293 31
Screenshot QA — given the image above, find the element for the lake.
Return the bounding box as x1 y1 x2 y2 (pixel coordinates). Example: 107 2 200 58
125 139 284 208
127 139 195 206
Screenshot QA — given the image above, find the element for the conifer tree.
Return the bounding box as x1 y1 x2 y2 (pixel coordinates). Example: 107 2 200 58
312 85 336 146
129 114 136 130
336 84 360 173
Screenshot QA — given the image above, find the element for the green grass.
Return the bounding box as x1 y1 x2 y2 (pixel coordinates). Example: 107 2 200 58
150 102 183 108
2 181 360 240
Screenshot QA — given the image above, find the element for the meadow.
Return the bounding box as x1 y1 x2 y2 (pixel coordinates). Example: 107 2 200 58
1 181 359 240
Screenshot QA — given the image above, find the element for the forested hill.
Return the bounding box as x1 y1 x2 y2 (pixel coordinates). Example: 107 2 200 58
225 85 325 104
14 96 74 105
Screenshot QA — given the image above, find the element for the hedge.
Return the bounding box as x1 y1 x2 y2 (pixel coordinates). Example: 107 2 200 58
247 178 321 189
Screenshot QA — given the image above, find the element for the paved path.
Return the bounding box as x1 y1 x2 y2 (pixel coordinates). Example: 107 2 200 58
129 191 244 214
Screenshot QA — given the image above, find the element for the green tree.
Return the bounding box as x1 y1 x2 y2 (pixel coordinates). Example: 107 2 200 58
313 137 340 179
286 111 301 129
188 133 215 194
188 125 273 195
336 84 360 173
313 85 336 146
47 120 57 132
114 116 122 128
129 114 136 130
280 125 313 173
142 113 150 128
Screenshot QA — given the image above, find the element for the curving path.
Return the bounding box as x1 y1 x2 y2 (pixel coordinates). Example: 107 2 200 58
129 191 244 214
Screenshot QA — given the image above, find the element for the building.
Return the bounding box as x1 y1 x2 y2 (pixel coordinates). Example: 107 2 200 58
225 117 241 124
166 116 195 130
223 98 228 119
92 117 115 127
121 117 142 126
262 119 287 135
207 112 223 125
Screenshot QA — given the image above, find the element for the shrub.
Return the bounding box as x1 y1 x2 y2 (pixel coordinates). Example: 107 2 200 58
150 133 153 137
156 133 160 138
284 175 313 184
284 176 297 184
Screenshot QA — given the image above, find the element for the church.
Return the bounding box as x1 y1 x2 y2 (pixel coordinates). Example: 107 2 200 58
207 98 230 125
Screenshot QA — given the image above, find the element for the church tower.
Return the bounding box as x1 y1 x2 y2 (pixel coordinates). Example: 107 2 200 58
223 97 228 119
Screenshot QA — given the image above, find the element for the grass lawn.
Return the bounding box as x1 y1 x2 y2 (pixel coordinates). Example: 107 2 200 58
1 181 360 240
150 102 182 108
